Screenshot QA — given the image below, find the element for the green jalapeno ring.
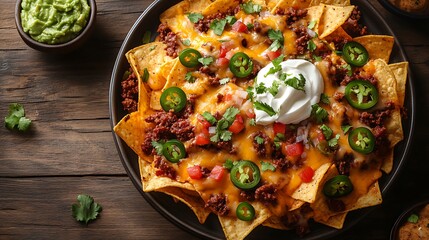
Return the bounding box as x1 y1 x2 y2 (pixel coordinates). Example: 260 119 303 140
236 202 255 221
230 160 261 190
229 52 254 78
323 175 354 198
345 80 379 110
348 127 375 154
179 48 202 68
342 41 369 67
160 87 187 113
162 139 186 163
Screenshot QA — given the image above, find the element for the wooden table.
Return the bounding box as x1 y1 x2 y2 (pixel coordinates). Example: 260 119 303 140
1 0 428 239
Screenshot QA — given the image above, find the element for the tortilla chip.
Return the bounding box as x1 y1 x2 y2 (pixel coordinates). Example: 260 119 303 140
389 62 408 106
272 0 311 13
318 5 354 39
372 59 399 106
262 216 291 230
113 112 147 160
381 148 394 174
353 35 395 63
324 26 352 44
219 202 272 240
305 5 325 35
315 212 347 229
309 0 350 6
203 0 241 16
292 163 331 203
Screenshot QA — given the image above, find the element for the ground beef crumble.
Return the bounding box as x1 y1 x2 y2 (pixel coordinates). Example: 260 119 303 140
255 184 278 205
205 194 230 216
153 155 177 179
342 7 368 37
157 23 179 58
120 68 138 113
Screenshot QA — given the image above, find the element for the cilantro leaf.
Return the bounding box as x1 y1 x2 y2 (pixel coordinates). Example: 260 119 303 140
210 107 239 142
407 214 419 223
185 72 196 83
341 125 352 134
219 78 230 85
5 103 31 132
198 56 214 66
182 39 191 46
142 68 149 82
311 104 328 123
225 16 237 25
268 80 281 96
264 54 284 77
328 134 340 147
142 31 151 44
223 159 234 170
151 141 164 155
285 74 306 92
240 1 262 14
249 118 256 126
220 130 233 141
202 111 217 125
320 93 330 104
307 39 317 52
210 19 227 36
261 161 276 172
188 13 204 23
320 124 333 140
256 82 267 94
255 136 265 145
246 86 255 101
72 194 102 225
308 20 316 30
254 101 276 116
267 29 284 51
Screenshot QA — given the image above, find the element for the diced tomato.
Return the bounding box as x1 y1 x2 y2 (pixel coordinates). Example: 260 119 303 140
316 129 326 142
245 108 256 118
228 114 245 134
232 21 248 33
219 45 229 58
197 114 211 129
216 57 230 67
224 93 233 101
273 122 286 135
195 133 210 146
187 165 203 180
299 166 315 183
282 142 304 157
267 50 282 61
209 165 225 181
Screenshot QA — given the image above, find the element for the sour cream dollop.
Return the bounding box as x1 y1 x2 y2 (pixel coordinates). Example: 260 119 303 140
253 59 324 125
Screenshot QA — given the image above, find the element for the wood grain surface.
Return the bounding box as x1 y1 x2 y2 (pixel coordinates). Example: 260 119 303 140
1 0 428 239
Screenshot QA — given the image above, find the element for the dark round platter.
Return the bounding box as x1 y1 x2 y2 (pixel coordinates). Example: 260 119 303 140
109 0 416 239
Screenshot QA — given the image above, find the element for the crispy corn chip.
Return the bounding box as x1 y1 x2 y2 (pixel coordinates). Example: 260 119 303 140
389 62 408 106
203 0 241 15
354 35 395 63
292 163 331 203
113 112 148 160
318 5 354 39
309 0 350 6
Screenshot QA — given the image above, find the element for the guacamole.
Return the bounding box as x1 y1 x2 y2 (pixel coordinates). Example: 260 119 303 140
20 0 90 44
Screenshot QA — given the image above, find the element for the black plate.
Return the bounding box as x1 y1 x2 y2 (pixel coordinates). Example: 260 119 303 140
109 1 416 239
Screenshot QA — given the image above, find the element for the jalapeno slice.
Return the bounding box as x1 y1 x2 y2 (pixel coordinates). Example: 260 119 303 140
162 139 186 163
323 175 354 198
342 41 369 67
230 160 261 190
345 80 379 110
236 202 255 221
179 48 202 68
229 52 254 78
348 127 375 154
160 87 187 113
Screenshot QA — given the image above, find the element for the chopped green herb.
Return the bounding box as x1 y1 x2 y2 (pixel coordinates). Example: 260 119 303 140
311 104 328 123
254 101 276 116
72 194 102 225
246 86 255 101
240 1 262 14
273 133 285 150
261 161 276 172
308 20 316 30
328 134 340 147
407 214 419 223
268 80 281 96
256 82 267 94
142 31 151 44
223 159 234 170
268 29 284 51
122 70 131 80
285 74 306 92
151 141 164 155
188 13 204 23
313 55 322 62
307 39 317 52
219 78 230 85
4 103 32 132
182 39 191 46
210 107 240 142
202 111 217 125
320 124 333 140
198 56 214 66
142 68 149 82
341 125 352 134
225 16 237 25
210 19 228 36
249 118 256 126
342 64 353 77
246 23 254 30
320 93 330 104
185 72 196 83
264 54 284 77
255 136 265 145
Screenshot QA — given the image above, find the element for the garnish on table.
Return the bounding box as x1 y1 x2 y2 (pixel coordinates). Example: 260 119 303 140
4 103 32 132
72 194 102 225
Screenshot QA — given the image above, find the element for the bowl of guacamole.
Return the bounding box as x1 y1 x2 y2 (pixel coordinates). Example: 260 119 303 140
15 0 97 53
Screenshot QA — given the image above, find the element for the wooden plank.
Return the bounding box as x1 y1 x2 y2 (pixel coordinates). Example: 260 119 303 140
0 176 199 240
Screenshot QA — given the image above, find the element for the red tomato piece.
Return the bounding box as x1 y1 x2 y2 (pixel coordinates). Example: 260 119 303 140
267 50 281 61
196 133 210 146
232 21 248 33
317 129 326 142
228 114 245 134
299 166 315 183
187 165 203 180
273 122 286 135
216 57 230 67
282 142 304 157
209 165 225 181
197 114 212 129
245 108 256 118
